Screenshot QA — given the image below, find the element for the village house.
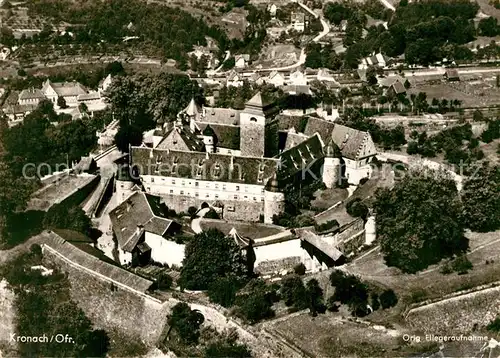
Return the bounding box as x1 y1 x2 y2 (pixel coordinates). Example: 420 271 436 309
109 192 183 267
235 54 250 69
359 53 390 70
291 12 306 32
267 70 286 87
288 69 308 86
42 79 88 107
18 88 46 106
444 68 460 81
226 70 244 87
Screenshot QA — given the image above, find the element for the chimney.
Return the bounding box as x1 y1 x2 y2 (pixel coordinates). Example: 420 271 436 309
135 224 144 236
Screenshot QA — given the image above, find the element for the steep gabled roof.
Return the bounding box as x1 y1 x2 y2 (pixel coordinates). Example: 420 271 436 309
18 88 46 101
109 192 176 252
198 123 240 150
330 124 373 160
156 126 204 152
228 227 252 249
278 133 324 179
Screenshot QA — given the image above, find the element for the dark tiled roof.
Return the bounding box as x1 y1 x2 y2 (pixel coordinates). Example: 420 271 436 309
278 133 324 179
198 123 240 150
202 107 240 125
156 126 204 152
304 116 336 138
298 230 344 261
109 192 175 252
131 146 279 185
18 88 45 100
391 81 406 95
330 124 370 160
42 231 153 292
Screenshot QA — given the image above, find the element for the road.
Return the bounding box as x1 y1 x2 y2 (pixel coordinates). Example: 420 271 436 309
386 66 500 78
256 1 330 72
379 0 396 11
190 207 210 234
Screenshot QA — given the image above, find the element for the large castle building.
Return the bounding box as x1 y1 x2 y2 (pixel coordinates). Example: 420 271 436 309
129 93 377 223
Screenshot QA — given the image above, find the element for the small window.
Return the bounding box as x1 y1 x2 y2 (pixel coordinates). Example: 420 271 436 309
180 190 184 195
195 193 199 197
234 195 238 200
222 184 227 190
236 186 240 191
215 194 219 199
227 205 235 212
172 179 176 184
250 117 257 122
151 178 154 183
169 190 173 194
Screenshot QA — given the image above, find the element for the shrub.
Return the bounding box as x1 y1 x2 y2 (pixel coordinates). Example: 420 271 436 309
293 263 306 276
167 303 205 345
280 275 308 309
204 209 220 219
371 293 380 311
379 289 398 309
346 199 369 219
487 317 500 332
439 261 453 275
187 206 198 217
315 219 339 233
207 277 240 308
157 272 173 290
451 255 473 275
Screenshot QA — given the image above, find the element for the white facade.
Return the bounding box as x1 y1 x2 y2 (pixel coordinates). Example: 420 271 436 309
344 157 374 185
254 238 326 274
141 175 267 204
267 71 285 87
322 157 341 189
288 70 307 86
145 232 185 267
263 190 285 224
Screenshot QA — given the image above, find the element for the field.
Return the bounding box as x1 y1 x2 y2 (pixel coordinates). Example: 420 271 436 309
267 311 440 358
409 77 500 108
344 230 500 307
476 0 500 21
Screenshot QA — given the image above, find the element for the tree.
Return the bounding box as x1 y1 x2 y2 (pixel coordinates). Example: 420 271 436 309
280 275 308 309
105 61 125 76
235 281 276 323
0 162 36 243
462 164 500 232
204 330 252 358
167 302 205 345
57 96 68 109
370 293 380 311
346 198 369 219
43 205 93 237
478 17 499 37
179 229 248 290
114 124 143 153
306 278 325 316
208 277 240 308
374 170 466 273
157 272 173 290
379 289 398 309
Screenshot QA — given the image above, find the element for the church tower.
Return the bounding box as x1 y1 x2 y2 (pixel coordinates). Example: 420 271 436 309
240 92 278 158
264 173 285 224
322 140 341 188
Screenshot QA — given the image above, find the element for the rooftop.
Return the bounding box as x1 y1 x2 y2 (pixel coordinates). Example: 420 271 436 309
109 192 177 252
27 173 98 211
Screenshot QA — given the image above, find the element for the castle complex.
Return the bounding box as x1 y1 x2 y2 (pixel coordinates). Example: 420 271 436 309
128 93 377 223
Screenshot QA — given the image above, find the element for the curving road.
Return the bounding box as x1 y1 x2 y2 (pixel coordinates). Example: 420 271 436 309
256 1 330 72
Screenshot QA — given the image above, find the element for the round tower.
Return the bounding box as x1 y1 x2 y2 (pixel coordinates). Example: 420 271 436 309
202 125 216 153
365 215 376 245
264 173 285 224
116 165 136 203
322 140 341 189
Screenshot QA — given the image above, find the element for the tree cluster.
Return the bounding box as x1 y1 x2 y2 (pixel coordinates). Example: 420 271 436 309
1 246 109 357
179 229 249 290
374 170 466 273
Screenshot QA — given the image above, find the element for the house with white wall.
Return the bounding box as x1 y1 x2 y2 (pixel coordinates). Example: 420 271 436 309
109 192 183 267
235 54 250 69
267 70 285 87
42 80 88 107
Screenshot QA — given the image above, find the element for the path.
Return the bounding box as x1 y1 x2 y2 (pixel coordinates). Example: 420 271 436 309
256 1 330 73
190 207 210 234
378 0 396 12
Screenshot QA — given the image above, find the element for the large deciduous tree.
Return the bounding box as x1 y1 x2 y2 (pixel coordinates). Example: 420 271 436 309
179 229 248 290
461 164 500 232
374 170 466 273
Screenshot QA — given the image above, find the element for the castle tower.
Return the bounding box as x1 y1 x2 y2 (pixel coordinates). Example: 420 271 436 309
264 173 285 224
322 140 341 189
365 215 376 245
202 124 216 153
240 92 278 158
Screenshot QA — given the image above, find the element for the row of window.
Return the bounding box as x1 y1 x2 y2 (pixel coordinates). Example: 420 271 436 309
146 186 264 202
148 177 264 194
